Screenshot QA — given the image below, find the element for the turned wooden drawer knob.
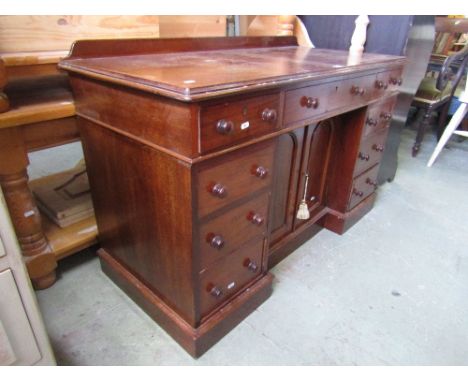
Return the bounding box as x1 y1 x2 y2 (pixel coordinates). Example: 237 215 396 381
353 188 364 197
209 285 223 298
366 117 378 126
351 85 366 96
372 144 385 152
300 96 319 109
248 212 264 226
254 166 268 179
380 112 392 121
244 258 258 272
358 152 370 161
366 178 378 189
210 183 227 198
390 77 403 86
262 108 277 122
216 119 234 134
207 233 225 250
375 80 388 89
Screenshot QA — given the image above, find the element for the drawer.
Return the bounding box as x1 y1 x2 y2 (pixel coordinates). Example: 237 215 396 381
284 81 336 125
339 73 383 106
284 73 383 126
196 140 275 218
199 239 264 318
363 96 398 138
375 67 404 92
198 192 269 270
354 130 388 177
348 164 380 210
200 92 280 153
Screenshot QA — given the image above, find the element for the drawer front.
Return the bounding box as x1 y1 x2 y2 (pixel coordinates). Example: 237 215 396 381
199 192 269 270
284 73 392 126
339 73 382 106
348 164 380 210
200 93 280 153
284 81 335 125
354 130 388 177
196 140 275 218
284 68 403 127
376 67 404 92
199 239 264 318
363 96 398 138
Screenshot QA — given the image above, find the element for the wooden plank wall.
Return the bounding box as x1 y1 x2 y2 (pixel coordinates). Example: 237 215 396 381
0 15 226 54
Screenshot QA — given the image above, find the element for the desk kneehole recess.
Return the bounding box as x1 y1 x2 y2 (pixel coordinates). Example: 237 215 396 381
58 36 405 357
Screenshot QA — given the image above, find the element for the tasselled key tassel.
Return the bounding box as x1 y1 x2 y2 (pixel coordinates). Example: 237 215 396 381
296 173 310 220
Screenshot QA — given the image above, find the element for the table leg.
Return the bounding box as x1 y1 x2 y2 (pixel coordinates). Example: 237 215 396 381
0 128 57 289
0 58 9 113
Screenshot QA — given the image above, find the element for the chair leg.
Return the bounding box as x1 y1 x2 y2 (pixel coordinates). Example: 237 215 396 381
427 102 468 167
412 108 432 157
436 101 450 140
408 106 420 126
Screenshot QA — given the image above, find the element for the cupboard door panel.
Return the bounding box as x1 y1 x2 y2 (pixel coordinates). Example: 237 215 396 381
295 119 334 229
269 127 305 247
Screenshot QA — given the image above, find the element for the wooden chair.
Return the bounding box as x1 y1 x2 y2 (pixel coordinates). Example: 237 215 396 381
427 44 468 166
410 53 467 156
411 17 468 157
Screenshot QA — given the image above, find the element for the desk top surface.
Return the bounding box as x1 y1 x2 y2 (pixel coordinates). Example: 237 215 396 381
59 37 405 101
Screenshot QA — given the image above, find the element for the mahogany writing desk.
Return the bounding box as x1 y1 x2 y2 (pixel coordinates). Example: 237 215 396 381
59 36 405 357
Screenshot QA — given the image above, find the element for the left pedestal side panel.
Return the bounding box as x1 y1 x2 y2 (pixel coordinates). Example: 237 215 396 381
78 117 198 326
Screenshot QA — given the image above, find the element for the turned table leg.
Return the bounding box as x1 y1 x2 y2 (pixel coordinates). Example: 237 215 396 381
0 58 9 113
0 128 57 289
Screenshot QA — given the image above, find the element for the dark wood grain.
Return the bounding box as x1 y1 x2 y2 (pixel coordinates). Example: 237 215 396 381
200 91 280 154
294 119 334 230
362 98 395 138
348 164 380 210
324 108 367 215
198 193 269 270
199 238 265 318
59 37 405 101
322 193 377 234
79 117 197 324
353 130 389 177
66 36 298 59
269 128 305 246
60 37 405 357
69 74 198 158
99 247 273 358
195 139 275 218
283 72 400 128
